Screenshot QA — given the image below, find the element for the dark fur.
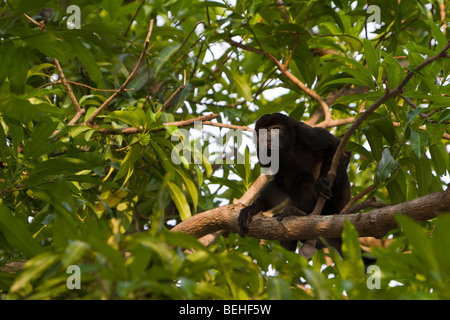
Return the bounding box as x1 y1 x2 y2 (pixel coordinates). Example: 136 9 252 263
238 113 351 251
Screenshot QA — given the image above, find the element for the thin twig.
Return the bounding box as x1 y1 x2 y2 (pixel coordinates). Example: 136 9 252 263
53 60 82 113
162 113 218 127
91 113 220 135
65 80 135 92
159 85 185 112
123 0 146 38
340 197 389 215
85 19 154 125
23 13 45 30
158 70 187 113
440 1 447 35
401 95 450 124
201 121 252 131
340 184 377 214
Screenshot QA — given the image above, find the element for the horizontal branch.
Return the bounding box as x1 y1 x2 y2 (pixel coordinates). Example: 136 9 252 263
90 113 220 135
171 189 450 241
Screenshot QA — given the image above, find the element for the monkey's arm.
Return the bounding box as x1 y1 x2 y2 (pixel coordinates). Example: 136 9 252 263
238 179 288 234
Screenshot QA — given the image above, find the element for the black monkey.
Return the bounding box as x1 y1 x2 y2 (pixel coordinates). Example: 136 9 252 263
238 113 351 252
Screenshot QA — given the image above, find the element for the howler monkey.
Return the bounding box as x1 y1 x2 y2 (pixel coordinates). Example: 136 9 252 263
238 113 351 252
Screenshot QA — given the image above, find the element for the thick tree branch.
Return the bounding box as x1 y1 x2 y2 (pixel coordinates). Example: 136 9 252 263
196 174 270 246
172 189 450 241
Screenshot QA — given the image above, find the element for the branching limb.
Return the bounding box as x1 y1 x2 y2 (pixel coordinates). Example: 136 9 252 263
311 39 450 216
25 13 86 127
53 59 85 125
85 19 154 125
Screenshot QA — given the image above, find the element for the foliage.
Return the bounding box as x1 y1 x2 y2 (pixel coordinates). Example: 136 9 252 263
0 0 449 299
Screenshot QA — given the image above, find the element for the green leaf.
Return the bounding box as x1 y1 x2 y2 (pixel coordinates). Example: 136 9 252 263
415 156 432 197
154 44 180 77
341 66 375 89
9 47 29 95
437 109 450 123
406 105 426 123
114 144 143 184
346 141 374 162
69 125 92 139
386 168 407 204
341 220 364 268
9 251 60 294
429 19 447 51
151 138 176 176
396 215 439 274
62 240 90 267
0 120 11 165
433 214 450 273
429 143 449 176
174 167 198 213
267 277 291 300
85 232 127 275
410 129 429 159
324 77 372 88
384 54 403 89
0 96 61 122
167 181 191 221
23 120 60 160
362 126 383 161
0 41 14 86
27 63 54 78
244 146 251 185
64 35 102 85
303 269 330 300
363 39 379 79
377 148 400 181
231 72 253 101
108 107 147 128
0 204 43 258
370 116 398 146
28 157 91 178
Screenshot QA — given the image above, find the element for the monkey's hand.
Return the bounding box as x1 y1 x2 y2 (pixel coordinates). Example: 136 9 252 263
315 176 332 200
238 206 259 234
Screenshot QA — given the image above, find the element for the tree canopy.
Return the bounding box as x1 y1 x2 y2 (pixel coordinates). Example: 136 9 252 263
0 0 449 300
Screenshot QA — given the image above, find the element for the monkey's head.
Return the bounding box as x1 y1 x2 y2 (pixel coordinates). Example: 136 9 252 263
254 113 296 174
255 113 295 150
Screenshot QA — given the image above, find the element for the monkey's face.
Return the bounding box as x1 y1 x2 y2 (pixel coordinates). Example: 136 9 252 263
256 124 282 150
254 123 283 175
254 113 294 174
254 113 291 151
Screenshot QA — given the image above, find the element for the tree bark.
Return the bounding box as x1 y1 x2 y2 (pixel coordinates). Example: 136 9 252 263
171 188 450 241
